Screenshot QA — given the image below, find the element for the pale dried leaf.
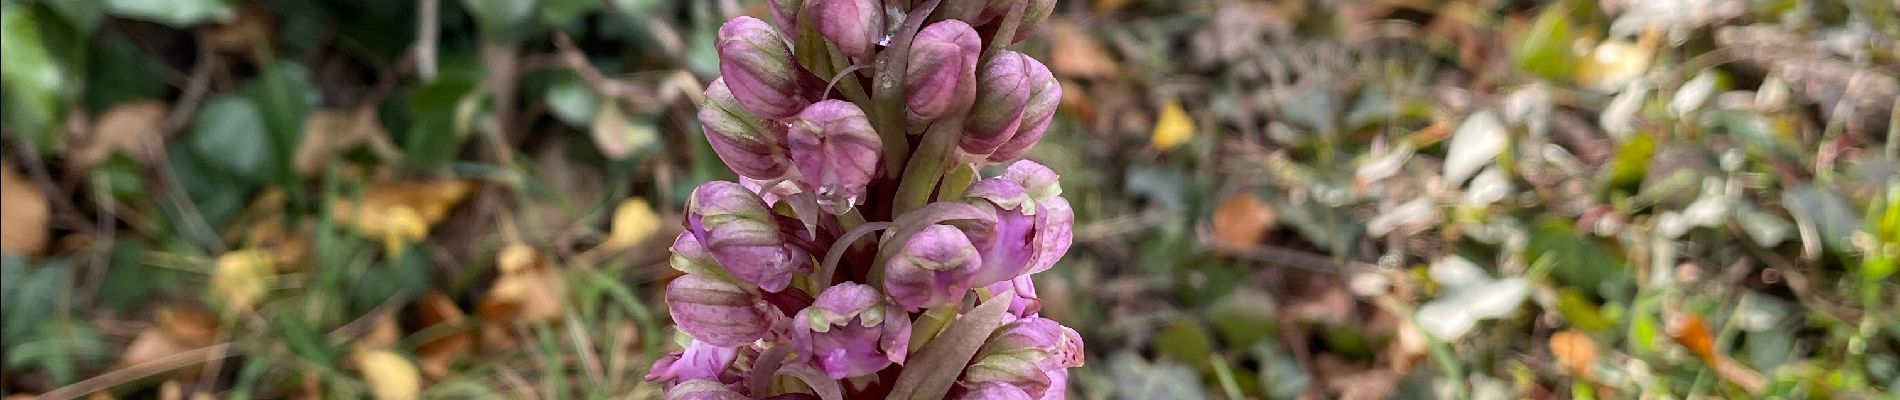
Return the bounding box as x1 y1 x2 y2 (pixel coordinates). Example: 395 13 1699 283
480 243 566 324
1416 278 1529 340
591 103 659 159
1443 111 1507 186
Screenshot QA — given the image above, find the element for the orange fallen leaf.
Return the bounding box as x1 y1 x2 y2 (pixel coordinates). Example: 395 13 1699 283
1549 330 1598 378
1211 192 1276 249
1667 311 1767 394
0 161 49 256
1665 312 1715 361
415 291 472 379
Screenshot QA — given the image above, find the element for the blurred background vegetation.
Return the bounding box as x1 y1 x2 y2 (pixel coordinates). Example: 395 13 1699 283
1 0 1897 399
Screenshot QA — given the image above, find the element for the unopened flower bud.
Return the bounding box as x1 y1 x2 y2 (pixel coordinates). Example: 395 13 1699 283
809 0 882 60
905 20 981 123
719 16 808 119
963 161 1074 286
1000 160 1062 201
962 52 1035 156
666 274 773 347
665 379 749 400
670 233 723 277
984 274 1042 319
958 382 1036 400
986 58 1058 162
688 181 810 292
963 317 1084 398
645 339 739 384
701 79 791 180
769 0 803 35
786 100 880 213
885 225 982 310
792 282 902 378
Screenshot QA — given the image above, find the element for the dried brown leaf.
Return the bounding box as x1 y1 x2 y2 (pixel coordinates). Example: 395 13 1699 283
1211 192 1275 249
415 291 471 379
1049 21 1120 79
296 106 394 176
479 243 566 325
70 100 167 173
0 161 49 256
331 179 476 255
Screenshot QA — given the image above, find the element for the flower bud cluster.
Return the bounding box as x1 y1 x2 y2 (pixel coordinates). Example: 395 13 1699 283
655 1 1078 398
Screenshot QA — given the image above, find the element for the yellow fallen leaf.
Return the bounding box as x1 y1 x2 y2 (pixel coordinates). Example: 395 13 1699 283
210 249 277 312
0 161 49 256
1151 99 1195 151
603 198 661 249
479 244 567 325
70 100 168 173
332 180 477 255
353 348 422 400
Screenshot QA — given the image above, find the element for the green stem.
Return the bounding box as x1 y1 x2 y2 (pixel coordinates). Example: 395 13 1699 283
871 0 946 179
936 160 977 200
893 118 965 214
908 303 960 353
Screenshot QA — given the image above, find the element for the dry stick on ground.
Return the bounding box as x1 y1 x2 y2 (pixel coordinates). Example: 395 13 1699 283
1729 224 1863 322
35 343 242 400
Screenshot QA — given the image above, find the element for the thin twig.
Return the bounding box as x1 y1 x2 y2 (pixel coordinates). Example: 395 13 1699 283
150 43 226 254
36 343 241 400
416 0 440 82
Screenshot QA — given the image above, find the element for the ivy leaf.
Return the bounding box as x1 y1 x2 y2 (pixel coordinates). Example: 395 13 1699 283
1 5 67 151
189 96 274 183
